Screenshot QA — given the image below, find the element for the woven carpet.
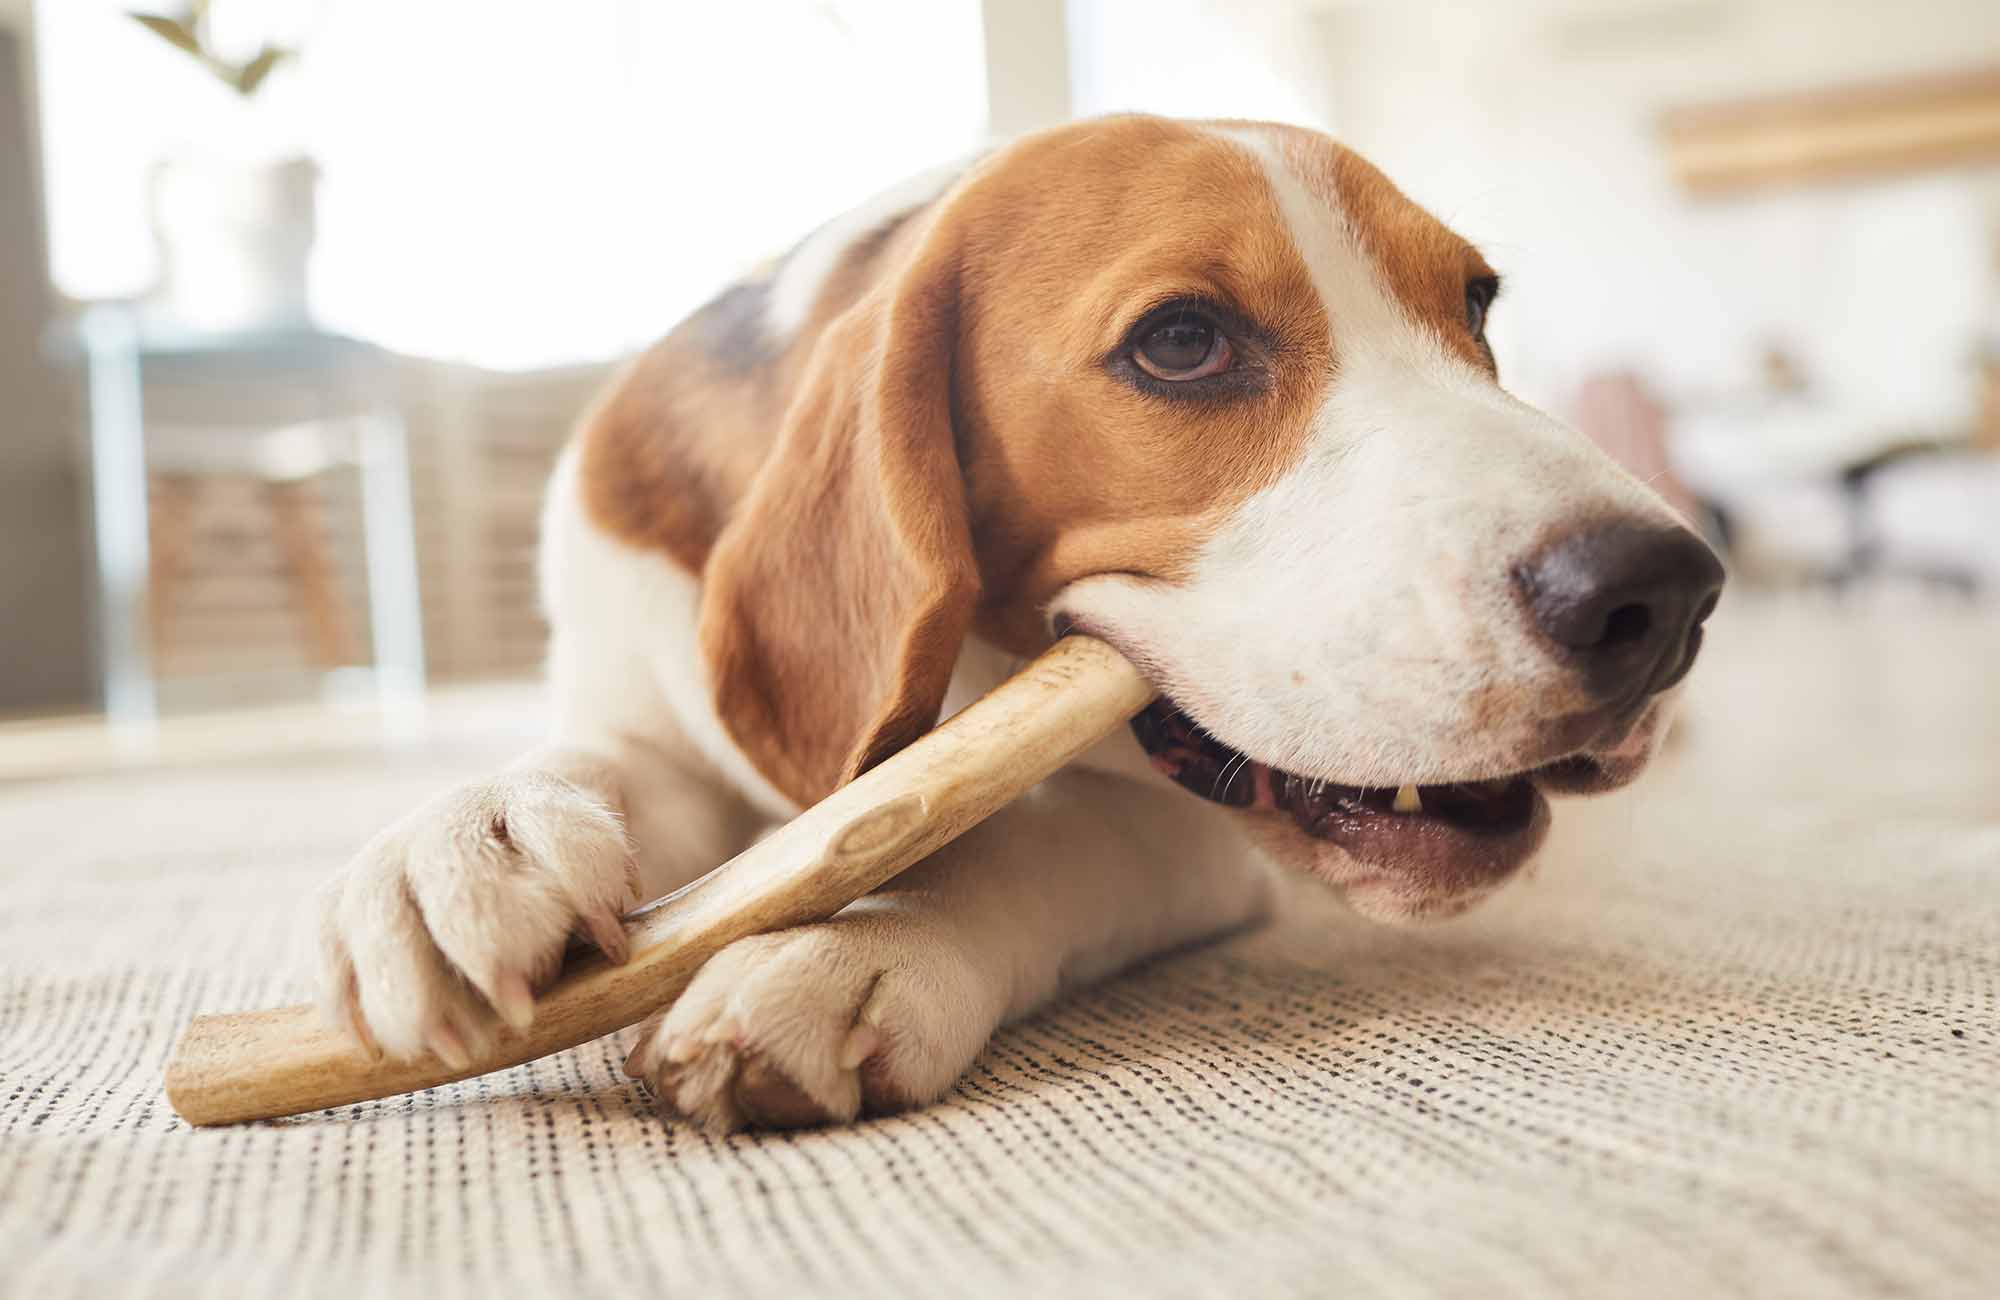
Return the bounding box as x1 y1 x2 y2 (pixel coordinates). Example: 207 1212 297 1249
3 601 1996 1298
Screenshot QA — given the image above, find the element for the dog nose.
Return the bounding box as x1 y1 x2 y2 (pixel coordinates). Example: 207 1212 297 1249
1516 521 1725 700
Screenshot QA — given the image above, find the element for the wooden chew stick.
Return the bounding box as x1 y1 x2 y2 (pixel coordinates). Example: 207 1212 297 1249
165 636 1153 1126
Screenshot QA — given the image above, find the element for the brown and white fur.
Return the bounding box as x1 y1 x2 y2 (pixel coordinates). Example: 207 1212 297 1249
311 117 1721 1133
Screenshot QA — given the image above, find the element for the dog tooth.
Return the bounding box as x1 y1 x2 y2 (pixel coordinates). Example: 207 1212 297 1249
1393 784 1423 814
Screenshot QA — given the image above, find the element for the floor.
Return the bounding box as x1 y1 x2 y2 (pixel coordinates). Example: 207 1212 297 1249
2 593 1995 1299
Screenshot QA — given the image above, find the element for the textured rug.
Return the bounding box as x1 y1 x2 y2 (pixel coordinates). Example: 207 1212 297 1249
3 601 1996 1299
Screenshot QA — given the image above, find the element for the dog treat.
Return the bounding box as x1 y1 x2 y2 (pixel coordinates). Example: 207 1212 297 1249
163 635 1153 1126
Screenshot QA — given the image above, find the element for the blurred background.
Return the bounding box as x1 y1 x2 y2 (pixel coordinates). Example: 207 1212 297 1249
2 0 1997 768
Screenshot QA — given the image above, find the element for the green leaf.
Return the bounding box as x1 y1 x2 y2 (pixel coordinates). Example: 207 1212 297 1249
232 46 291 98
126 12 203 58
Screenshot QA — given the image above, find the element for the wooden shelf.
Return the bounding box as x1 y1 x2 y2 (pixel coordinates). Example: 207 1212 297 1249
1663 65 2000 196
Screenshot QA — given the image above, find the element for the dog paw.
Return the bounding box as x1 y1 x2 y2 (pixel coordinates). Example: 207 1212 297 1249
623 914 1002 1133
313 769 637 1065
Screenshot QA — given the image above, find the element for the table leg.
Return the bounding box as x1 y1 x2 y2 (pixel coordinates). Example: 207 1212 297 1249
357 411 428 737
78 305 156 731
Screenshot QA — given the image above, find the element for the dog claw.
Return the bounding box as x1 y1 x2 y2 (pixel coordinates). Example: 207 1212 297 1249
491 968 536 1031
839 1022 883 1071
583 907 630 964
427 1022 473 1071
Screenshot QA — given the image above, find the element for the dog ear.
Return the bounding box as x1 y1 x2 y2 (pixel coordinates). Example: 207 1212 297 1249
698 218 980 807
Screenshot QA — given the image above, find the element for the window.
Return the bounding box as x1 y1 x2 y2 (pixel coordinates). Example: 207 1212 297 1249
38 0 988 367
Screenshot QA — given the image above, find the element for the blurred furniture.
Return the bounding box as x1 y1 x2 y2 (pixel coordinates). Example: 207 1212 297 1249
1569 371 1705 524
393 360 613 681
1828 441 1981 593
0 24 95 717
1841 446 2000 591
1663 64 2000 196
1672 393 1997 592
70 349 613 707
72 306 425 726
1977 352 2000 453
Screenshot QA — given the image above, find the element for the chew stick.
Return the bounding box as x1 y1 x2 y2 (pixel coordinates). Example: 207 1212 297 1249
164 636 1153 1126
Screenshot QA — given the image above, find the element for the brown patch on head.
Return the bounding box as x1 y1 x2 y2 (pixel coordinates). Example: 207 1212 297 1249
1261 125 1498 375
575 115 1362 802
945 116 1332 648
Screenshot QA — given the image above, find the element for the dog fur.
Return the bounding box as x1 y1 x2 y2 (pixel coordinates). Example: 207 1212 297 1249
311 116 1707 1132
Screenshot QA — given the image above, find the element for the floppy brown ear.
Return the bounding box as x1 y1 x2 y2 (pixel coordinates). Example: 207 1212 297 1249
697 223 980 807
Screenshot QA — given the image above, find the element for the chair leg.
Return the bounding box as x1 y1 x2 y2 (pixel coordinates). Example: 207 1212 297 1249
266 478 360 670
146 473 198 672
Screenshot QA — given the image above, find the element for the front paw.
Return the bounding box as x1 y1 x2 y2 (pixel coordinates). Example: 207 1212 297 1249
313 770 637 1066
624 915 1002 1133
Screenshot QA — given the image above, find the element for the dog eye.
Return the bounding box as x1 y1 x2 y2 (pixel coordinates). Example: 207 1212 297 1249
1133 310 1232 381
1465 275 1499 340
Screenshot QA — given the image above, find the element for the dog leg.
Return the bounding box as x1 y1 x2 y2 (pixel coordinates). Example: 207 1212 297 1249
310 709 769 1066
625 767 1274 1132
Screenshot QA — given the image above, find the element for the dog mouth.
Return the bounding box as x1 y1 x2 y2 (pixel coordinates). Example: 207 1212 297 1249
1131 698 1564 889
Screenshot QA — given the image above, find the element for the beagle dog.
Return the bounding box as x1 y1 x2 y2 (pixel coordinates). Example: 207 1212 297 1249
313 116 1723 1133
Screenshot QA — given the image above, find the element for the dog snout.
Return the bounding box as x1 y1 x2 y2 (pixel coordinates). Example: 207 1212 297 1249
1515 520 1725 702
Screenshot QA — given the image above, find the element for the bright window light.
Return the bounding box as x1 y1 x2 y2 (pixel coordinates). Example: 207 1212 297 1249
37 0 988 368
1067 0 1326 127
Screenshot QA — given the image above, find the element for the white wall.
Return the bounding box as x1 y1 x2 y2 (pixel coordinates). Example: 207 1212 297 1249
984 0 1071 137
1064 0 2000 428
1297 0 2000 425
1068 0 1336 127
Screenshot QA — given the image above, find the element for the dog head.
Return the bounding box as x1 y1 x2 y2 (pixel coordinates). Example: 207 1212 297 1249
698 115 1723 921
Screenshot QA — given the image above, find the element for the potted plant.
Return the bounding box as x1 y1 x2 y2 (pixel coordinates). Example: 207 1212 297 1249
128 1 313 330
